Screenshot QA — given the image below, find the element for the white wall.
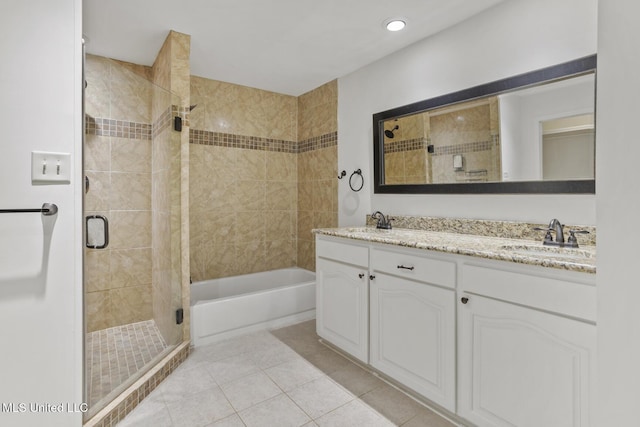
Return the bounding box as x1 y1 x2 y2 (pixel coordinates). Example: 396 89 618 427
0 1 83 426
596 0 640 424
338 0 597 226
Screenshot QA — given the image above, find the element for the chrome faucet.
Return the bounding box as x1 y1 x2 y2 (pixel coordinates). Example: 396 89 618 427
371 211 392 230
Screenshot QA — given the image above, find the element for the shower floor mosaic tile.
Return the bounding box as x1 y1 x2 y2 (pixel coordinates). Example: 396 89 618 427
118 320 457 427
87 320 168 408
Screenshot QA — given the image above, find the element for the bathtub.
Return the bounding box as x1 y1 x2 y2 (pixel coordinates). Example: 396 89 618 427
190 267 316 347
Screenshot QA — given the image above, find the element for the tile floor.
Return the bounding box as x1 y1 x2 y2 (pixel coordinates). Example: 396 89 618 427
117 320 457 427
87 320 168 407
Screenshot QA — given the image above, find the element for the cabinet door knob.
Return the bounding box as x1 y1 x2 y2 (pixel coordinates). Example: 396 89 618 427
461 297 469 304
369 275 376 280
358 273 365 279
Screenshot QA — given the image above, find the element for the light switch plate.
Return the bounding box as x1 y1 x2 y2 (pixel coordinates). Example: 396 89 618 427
31 151 71 184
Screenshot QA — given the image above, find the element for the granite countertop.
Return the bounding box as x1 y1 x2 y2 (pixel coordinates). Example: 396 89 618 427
313 227 596 274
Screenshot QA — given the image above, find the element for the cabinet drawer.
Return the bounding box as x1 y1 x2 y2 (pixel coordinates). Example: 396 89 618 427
461 262 596 322
371 247 456 288
316 237 368 267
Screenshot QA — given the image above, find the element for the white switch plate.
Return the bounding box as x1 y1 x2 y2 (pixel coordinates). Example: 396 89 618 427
31 151 71 184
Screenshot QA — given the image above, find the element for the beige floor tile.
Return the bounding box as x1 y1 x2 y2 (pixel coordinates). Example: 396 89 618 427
204 414 246 427
117 319 457 427
402 406 458 427
239 394 311 427
156 363 216 403
315 399 395 427
205 353 261 385
303 347 354 375
327 363 386 397
360 384 426 425
165 386 235 427
250 340 301 369
118 402 172 427
265 358 324 392
287 376 355 419
221 371 282 412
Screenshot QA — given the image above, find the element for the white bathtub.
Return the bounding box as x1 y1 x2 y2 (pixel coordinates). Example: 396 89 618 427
190 268 316 347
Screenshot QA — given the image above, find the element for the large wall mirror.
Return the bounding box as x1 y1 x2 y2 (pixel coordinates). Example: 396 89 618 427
373 55 596 194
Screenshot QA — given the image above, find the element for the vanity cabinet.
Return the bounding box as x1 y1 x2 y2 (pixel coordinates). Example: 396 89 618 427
370 247 456 411
315 233 596 427
458 262 596 427
316 238 369 363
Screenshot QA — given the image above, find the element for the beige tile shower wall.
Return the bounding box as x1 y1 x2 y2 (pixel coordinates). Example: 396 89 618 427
189 77 298 281
298 80 338 141
297 80 338 272
430 98 501 183
191 76 297 140
383 114 428 184
85 55 154 332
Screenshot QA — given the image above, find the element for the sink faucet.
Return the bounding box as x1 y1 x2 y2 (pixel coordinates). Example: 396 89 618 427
535 219 590 248
371 211 392 230
548 218 565 245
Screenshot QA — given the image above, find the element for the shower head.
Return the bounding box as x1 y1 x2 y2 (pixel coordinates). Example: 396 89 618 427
189 104 198 111
384 125 399 139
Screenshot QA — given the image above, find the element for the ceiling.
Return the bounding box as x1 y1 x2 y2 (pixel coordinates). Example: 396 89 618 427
83 0 505 96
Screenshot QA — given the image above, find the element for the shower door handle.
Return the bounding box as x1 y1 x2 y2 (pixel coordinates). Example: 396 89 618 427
86 215 109 249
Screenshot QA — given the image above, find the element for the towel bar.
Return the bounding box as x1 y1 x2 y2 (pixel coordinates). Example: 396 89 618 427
0 203 58 216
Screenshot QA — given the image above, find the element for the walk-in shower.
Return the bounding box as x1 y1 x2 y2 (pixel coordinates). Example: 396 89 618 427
83 54 184 420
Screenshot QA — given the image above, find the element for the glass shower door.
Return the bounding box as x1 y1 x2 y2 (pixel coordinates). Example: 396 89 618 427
83 53 184 419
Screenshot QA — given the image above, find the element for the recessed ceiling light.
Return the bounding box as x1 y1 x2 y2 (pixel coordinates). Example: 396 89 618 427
385 19 406 32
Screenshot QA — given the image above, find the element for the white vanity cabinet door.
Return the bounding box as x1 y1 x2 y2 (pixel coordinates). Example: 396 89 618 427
370 272 456 411
316 257 369 363
458 293 596 427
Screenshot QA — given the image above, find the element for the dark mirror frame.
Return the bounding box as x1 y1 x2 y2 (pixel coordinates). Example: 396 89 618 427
373 55 597 194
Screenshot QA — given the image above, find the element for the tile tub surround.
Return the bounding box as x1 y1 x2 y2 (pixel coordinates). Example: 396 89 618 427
314 226 596 274
118 320 457 427
189 78 338 280
297 80 339 272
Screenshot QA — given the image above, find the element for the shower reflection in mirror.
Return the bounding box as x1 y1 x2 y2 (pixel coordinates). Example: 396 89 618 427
381 73 595 186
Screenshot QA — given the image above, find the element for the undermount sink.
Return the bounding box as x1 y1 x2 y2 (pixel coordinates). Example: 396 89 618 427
500 244 595 261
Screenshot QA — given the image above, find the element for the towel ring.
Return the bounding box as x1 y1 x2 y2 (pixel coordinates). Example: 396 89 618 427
349 169 363 192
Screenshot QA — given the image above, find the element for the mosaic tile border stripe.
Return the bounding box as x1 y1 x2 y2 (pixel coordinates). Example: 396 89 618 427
383 137 498 156
85 342 190 427
433 138 498 156
384 138 426 154
86 105 190 140
365 214 596 245
189 130 337 154
298 131 338 153
189 129 298 152
85 116 152 140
